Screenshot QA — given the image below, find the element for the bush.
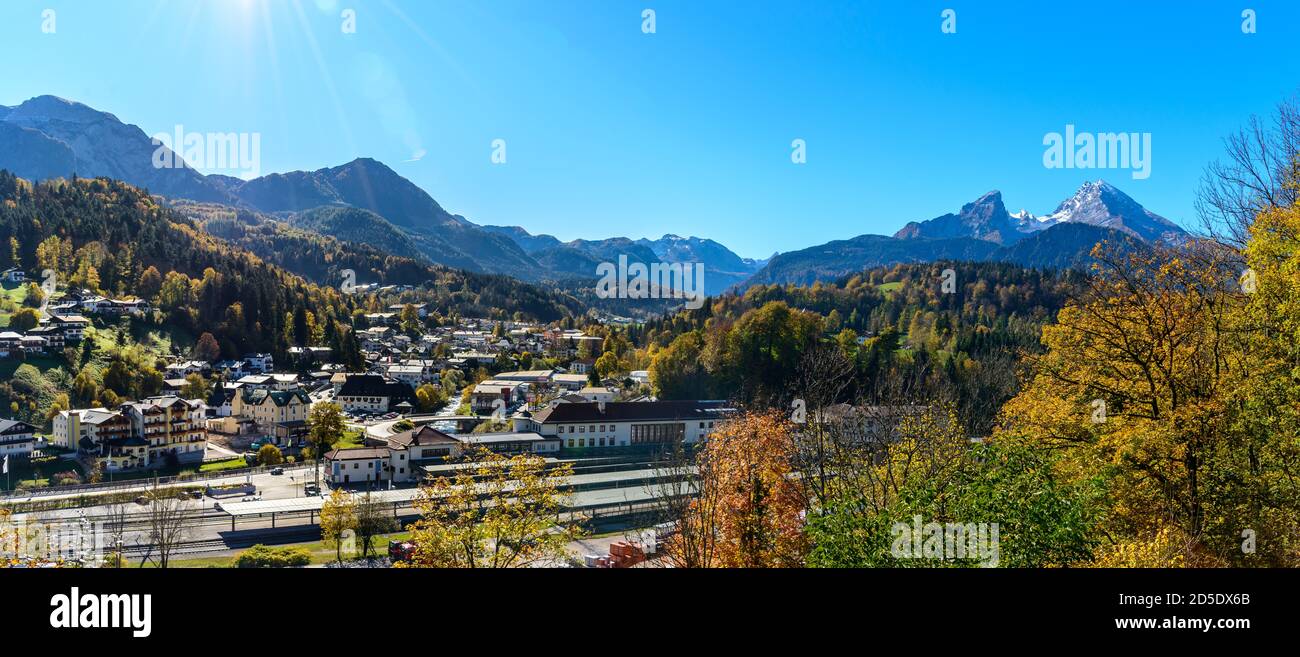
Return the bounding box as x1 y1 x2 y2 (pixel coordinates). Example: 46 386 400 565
51 471 82 486
232 544 312 568
257 444 284 466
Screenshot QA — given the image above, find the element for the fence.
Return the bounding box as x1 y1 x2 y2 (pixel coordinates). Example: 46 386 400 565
0 461 316 500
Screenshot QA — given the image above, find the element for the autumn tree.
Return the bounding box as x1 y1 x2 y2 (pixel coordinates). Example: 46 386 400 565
180 373 209 399
400 449 580 568
669 411 807 568
647 441 721 568
21 282 43 308
193 332 221 362
307 402 346 487
997 240 1299 565
257 444 284 466
355 492 399 559
8 307 38 332
320 488 358 563
414 383 447 413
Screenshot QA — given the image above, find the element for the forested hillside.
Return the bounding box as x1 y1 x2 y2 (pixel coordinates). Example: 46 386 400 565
0 173 585 356
176 200 584 323
640 261 1084 434
0 172 358 356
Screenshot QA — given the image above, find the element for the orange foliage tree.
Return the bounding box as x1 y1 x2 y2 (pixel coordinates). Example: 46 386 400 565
672 411 807 567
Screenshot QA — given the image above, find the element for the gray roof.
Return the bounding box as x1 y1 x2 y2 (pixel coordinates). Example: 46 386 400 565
532 400 733 425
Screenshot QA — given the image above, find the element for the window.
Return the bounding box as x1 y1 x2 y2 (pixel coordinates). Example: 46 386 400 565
567 439 574 448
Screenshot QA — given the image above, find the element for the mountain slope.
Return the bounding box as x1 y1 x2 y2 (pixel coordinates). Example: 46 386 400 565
0 95 234 203
227 158 542 278
746 234 1003 287
993 222 1143 270
1038 180 1186 243
0 97 543 279
480 225 563 254
286 206 430 263
894 190 1028 245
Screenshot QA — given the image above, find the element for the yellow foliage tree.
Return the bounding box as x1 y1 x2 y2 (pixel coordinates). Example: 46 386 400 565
400 449 580 568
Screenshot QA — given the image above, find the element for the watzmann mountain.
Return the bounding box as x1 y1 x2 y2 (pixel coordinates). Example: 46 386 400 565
746 181 1182 286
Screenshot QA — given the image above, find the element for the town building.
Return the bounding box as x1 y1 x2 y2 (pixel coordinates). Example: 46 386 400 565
324 425 559 485
470 379 529 414
523 400 732 449
54 408 141 471
43 313 89 341
551 373 589 391
0 418 37 459
335 374 416 414
578 386 617 403
231 386 312 443
123 397 207 466
242 353 274 374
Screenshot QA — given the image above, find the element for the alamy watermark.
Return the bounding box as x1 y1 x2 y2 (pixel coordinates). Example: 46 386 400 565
3 516 108 565
1043 124 1151 180
891 515 1000 567
151 125 262 179
50 588 151 638
594 255 705 310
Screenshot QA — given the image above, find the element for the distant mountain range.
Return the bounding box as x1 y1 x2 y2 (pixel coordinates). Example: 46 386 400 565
0 95 761 291
0 94 1187 296
478 227 768 295
893 181 1185 245
747 182 1183 286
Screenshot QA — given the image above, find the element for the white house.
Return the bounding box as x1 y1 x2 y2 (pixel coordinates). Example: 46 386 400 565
43 314 88 341
578 387 617 404
0 419 37 458
470 380 529 414
242 353 274 374
521 400 733 450
323 424 559 486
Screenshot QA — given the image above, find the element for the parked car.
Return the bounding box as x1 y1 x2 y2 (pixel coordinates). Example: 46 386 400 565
270 467 284 475
388 540 416 562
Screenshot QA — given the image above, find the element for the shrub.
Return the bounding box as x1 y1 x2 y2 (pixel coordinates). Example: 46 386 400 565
232 544 312 568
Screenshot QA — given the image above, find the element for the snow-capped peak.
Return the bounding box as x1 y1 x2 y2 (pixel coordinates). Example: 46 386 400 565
1035 179 1185 242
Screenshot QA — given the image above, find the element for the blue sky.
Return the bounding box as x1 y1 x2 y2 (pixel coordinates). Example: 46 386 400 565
2 0 1298 258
